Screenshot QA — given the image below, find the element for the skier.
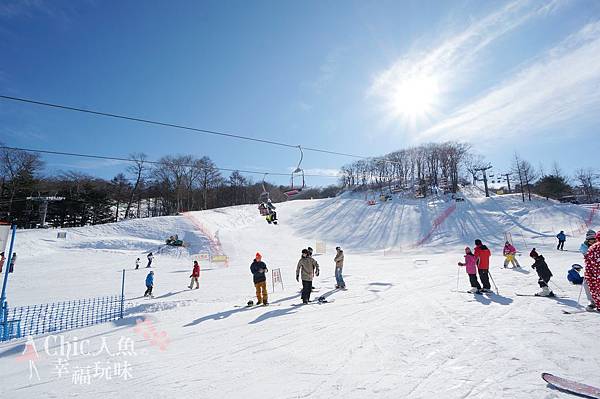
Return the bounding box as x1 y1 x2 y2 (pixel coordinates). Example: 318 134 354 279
583 231 600 312
529 248 554 297
296 249 319 304
556 231 566 251
144 271 154 298
8 252 16 273
146 252 154 268
503 241 520 268
474 239 492 292
567 264 584 285
250 253 269 305
458 247 481 294
334 246 346 289
579 230 597 311
307 247 319 290
135 258 140 270
188 260 200 289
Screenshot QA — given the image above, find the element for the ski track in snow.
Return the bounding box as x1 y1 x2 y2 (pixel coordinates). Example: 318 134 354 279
0 193 598 398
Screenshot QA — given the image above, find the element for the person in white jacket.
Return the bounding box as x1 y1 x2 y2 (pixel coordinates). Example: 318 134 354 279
334 247 346 289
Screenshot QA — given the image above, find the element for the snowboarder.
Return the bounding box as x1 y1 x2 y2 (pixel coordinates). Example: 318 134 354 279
474 239 492 292
146 252 154 268
556 231 566 251
135 258 140 270
189 260 200 289
583 231 600 312
579 230 597 311
334 246 345 289
296 249 319 304
144 271 154 298
250 253 269 305
567 264 584 285
458 247 481 294
503 241 520 268
530 248 554 297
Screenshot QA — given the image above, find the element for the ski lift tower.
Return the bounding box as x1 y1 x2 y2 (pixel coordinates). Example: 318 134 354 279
474 165 493 198
26 196 65 227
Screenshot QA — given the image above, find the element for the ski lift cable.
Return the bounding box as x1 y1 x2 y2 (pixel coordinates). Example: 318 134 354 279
0 145 341 179
0 94 405 165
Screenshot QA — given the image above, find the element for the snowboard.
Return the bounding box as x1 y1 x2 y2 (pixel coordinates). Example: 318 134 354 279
542 373 600 399
292 298 335 306
515 293 566 298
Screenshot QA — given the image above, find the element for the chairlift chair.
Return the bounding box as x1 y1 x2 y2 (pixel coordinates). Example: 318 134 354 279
284 146 306 198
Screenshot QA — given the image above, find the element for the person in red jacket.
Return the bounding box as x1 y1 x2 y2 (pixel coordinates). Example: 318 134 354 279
188 260 200 289
474 239 492 292
584 232 600 312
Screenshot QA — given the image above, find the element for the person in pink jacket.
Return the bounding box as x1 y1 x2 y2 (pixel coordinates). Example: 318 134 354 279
503 241 521 268
458 247 482 294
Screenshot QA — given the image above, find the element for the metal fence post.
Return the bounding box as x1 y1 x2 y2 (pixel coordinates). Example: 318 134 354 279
120 269 125 319
1 225 17 341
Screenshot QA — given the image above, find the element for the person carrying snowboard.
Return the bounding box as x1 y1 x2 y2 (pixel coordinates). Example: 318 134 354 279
144 271 155 298
146 252 154 268
250 253 269 305
135 258 140 270
583 231 600 312
556 231 566 251
503 241 520 268
474 239 492 292
189 260 200 289
458 247 481 294
296 249 319 304
530 248 554 297
334 246 346 289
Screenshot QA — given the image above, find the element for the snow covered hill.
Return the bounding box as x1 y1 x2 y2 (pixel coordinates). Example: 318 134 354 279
0 193 598 399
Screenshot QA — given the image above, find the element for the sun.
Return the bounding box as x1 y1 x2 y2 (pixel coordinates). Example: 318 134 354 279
388 74 440 127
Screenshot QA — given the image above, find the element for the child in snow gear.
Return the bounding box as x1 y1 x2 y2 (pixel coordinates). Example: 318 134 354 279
189 260 200 289
556 231 566 251
567 264 584 285
250 253 269 305
135 258 140 270
458 247 482 293
297 249 319 303
146 252 154 268
583 231 600 312
334 246 345 289
144 271 154 297
503 241 520 268
474 239 492 292
530 249 554 297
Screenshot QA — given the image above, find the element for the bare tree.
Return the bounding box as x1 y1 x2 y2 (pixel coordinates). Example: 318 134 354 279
575 168 598 202
125 153 147 219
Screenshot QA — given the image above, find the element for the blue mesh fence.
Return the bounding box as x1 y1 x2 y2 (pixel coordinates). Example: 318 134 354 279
1 295 124 341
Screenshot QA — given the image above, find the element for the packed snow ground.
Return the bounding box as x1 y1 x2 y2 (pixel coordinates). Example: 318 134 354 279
0 193 598 398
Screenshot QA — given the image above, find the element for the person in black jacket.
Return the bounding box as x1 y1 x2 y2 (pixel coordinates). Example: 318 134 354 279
250 252 269 305
530 248 554 297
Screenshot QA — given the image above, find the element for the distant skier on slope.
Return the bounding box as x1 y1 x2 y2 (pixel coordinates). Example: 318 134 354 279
334 246 346 289
556 231 566 251
503 241 520 268
144 271 155 298
474 239 492 293
135 258 140 270
579 230 597 311
458 247 481 294
189 260 200 290
146 252 154 268
583 231 600 312
250 253 269 305
296 249 319 304
529 248 554 297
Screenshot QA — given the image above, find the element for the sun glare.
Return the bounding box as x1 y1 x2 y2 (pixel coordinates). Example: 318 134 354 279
389 74 440 126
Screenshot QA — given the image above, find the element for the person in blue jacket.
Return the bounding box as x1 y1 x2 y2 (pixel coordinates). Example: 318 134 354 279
556 231 566 251
567 264 584 285
144 271 154 297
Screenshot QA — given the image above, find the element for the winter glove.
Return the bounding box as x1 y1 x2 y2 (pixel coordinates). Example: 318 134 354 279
315 268 320 277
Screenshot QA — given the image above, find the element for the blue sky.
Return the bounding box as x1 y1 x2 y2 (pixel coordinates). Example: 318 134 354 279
1 0 599 187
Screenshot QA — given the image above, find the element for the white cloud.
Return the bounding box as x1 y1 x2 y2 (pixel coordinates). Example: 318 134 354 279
418 20 600 142
368 0 567 128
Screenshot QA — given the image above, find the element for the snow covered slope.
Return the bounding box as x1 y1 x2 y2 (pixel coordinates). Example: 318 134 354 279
0 193 598 399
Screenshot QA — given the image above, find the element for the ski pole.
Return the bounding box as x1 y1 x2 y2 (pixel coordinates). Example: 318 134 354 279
549 280 565 293
456 266 460 293
488 270 499 294
576 278 585 306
